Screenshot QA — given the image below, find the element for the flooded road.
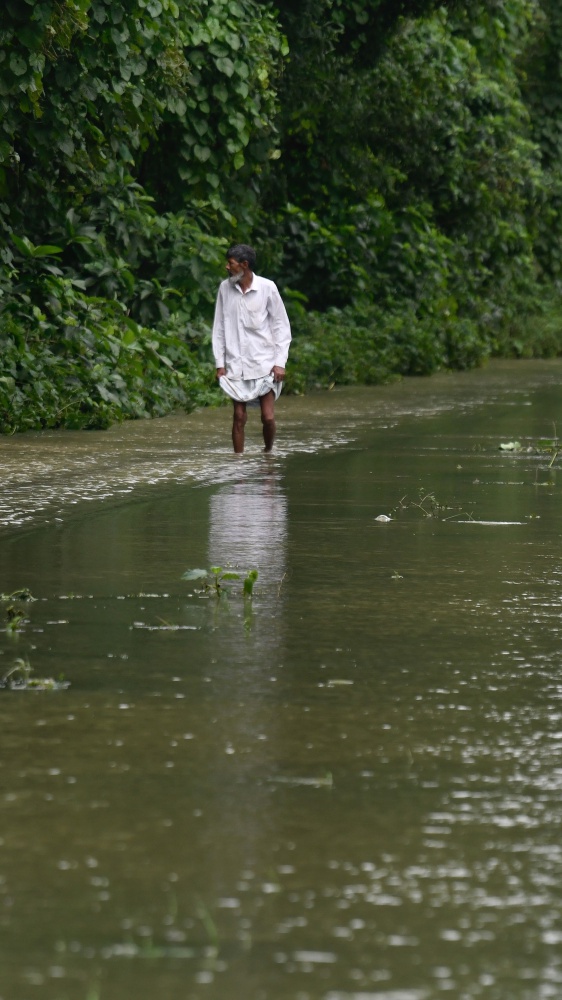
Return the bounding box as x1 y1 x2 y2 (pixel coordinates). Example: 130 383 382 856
1 359 562 1000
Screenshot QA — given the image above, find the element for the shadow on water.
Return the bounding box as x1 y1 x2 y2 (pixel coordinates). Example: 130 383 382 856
1 360 562 999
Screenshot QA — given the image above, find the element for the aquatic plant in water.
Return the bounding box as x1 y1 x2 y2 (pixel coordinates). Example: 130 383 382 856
0 658 69 691
182 567 258 597
0 588 36 602
386 489 474 522
499 425 562 468
243 569 258 597
1 588 36 632
5 606 25 632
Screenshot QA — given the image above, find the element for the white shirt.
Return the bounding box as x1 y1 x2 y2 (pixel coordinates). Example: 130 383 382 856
212 273 292 379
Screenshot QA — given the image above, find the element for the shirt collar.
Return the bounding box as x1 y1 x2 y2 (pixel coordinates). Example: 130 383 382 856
234 273 261 294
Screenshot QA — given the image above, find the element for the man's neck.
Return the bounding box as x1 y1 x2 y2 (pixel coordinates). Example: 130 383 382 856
238 271 254 294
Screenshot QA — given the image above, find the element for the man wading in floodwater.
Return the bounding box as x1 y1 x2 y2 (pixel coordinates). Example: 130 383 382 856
212 244 292 454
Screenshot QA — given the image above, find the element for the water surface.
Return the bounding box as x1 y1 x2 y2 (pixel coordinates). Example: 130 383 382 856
1 360 562 1000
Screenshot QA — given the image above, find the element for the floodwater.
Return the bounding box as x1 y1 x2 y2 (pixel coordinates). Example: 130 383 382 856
1 359 562 1000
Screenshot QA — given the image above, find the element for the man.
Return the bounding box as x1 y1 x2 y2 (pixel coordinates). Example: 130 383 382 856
212 243 292 454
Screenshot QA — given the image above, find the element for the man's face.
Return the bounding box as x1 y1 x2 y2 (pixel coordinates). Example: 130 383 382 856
226 257 247 284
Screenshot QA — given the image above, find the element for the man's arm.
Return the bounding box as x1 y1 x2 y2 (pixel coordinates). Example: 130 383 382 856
269 284 291 378
211 285 226 377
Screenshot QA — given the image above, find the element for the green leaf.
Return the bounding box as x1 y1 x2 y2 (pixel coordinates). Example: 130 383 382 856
211 82 228 104
234 60 249 80
215 56 235 77
243 569 258 596
33 244 64 257
9 53 27 77
194 144 211 162
11 234 35 256
58 137 75 156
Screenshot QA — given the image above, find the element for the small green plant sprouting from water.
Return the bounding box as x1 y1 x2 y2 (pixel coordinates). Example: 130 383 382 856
243 569 258 597
5 605 26 632
182 567 258 598
0 658 69 692
208 566 242 596
535 428 561 468
1 588 36 633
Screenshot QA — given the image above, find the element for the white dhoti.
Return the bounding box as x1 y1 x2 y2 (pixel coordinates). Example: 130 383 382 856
219 372 283 403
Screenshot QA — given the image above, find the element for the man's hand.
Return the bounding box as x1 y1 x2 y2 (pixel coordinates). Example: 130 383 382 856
271 366 286 383
216 367 226 379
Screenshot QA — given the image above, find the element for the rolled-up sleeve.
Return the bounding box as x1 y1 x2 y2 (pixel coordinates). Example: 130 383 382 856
269 285 292 368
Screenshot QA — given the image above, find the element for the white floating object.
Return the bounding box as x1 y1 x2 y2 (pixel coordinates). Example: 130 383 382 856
374 514 392 522
293 951 337 964
456 520 525 526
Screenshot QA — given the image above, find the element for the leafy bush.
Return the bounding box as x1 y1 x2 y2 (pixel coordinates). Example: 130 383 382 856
286 302 491 395
0 272 220 433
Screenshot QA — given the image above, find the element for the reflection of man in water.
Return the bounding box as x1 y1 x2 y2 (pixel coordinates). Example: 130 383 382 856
212 244 292 454
209 477 287 590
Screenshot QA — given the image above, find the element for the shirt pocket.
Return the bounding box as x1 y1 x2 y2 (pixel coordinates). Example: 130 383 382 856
243 298 267 330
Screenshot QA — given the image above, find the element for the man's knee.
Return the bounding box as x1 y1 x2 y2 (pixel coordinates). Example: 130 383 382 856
260 397 275 426
233 406 247 428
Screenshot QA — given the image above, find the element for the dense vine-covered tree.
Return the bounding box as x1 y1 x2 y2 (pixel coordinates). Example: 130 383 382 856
0 0 285 319
520 0 562 280
257 1 542 321
0 0 287 429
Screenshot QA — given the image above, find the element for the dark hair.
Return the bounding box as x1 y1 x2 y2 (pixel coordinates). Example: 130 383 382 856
226 243 256 272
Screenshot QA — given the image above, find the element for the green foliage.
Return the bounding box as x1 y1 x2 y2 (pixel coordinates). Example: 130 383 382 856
243 569 258 597
262 1 543 345
521 0 562 281
493 296 562 359
0 0 285 430
0 269 220 432
0 0 285 319
286 301 490 394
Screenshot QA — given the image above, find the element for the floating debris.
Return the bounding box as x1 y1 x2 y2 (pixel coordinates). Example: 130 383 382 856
0 658 69 692
131 622 199 631
102 943 197 960
293 950 337 964
455 520 525 526
0 588 36 602
268 773 333 788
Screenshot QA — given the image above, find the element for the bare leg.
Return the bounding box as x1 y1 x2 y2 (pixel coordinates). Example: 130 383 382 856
259 390 276 452
232 401 247 454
